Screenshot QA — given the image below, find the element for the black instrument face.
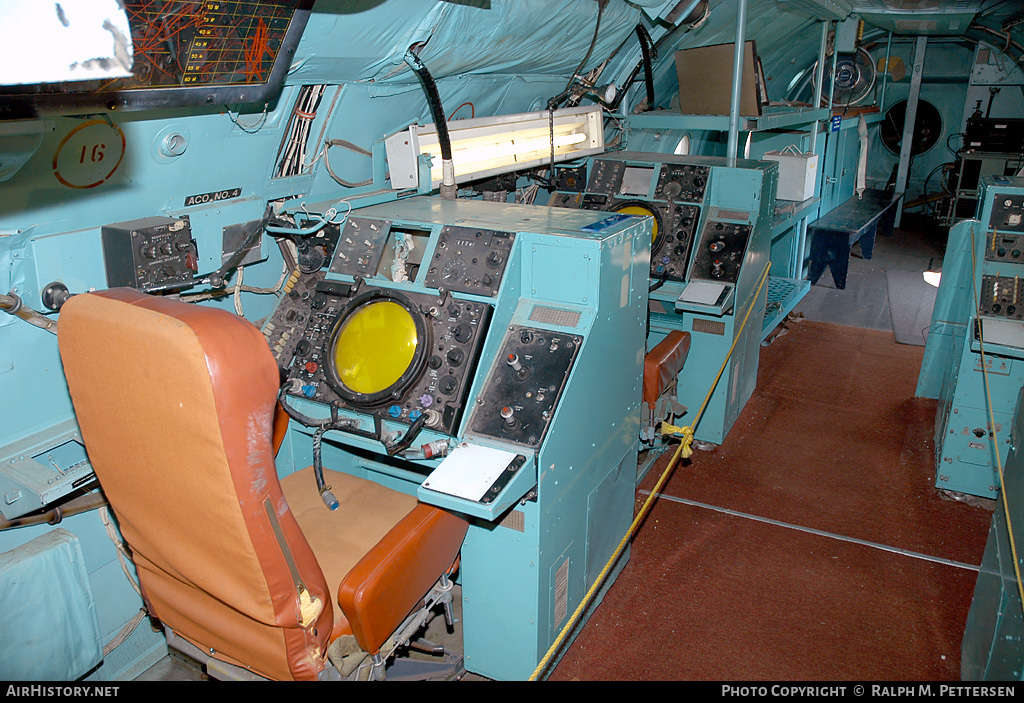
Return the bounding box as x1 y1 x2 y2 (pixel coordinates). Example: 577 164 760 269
328 217 393 279
648 202 701 281
654 163 710 203
550 159 709 283
101 216 198 293
988 194 1024 235
467 325 580 448
423 226 515 297
585 159 709 204
263 273 491 437
689 220 752 284
980 275 1024 320
986 231 1024 263
556 195 700 283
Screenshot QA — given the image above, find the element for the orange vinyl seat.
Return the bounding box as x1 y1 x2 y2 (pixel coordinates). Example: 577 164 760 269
57 289 468 681
642 330 691 409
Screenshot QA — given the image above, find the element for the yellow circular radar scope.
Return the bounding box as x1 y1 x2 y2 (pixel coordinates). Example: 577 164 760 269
324 292 428 406
613 201 664 254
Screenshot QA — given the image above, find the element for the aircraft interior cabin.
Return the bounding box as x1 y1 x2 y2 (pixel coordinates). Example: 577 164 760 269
3 0 1024 684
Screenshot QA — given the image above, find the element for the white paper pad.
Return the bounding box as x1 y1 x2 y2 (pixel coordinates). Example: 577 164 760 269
677 281 727 306
422 443 521 502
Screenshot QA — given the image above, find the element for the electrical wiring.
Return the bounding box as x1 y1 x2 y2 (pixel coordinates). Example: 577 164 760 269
448 101 475 120
234 266 245 316
226 103 270 134
275 85 328 178
322 138 374 189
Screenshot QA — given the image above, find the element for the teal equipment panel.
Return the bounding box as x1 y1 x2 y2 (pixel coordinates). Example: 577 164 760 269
264 196 650 680
962 386 1024 680
917 177 1024 498
549 152 777 447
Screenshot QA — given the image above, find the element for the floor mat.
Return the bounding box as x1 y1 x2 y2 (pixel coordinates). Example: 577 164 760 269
643 320 991 565
887 268 938 346
550 320 993 681
550 500 978 680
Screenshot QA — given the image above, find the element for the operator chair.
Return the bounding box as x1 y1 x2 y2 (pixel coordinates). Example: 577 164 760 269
57 289 469 681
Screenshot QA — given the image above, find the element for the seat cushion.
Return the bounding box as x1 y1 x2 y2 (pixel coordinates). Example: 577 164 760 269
281 467 419 614
281 466 468 655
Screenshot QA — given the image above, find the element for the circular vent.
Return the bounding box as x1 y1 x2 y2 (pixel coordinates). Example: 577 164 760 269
880 99 942 156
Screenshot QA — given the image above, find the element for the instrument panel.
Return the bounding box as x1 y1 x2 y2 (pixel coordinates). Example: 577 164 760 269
689 219 753 285
423 226 515 296
264 207 523 442
266 272 491 436
550 158 708 282
466 325 581 448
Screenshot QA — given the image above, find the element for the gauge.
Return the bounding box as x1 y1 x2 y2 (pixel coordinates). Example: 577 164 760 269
440 257 467 284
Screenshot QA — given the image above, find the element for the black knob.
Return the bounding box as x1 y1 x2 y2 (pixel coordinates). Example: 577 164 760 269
439 376 458 396
452 323 473 344
446 348 465 367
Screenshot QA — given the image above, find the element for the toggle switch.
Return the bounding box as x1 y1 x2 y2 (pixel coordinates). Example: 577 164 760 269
500 406 518 428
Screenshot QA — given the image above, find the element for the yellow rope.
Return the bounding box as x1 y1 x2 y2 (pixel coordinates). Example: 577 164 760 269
969 227 1024 616
528 262 771 681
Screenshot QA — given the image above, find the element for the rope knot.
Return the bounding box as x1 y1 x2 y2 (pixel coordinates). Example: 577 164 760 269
660 422 694 459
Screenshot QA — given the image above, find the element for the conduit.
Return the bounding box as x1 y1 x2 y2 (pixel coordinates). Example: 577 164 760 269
404 49 457 200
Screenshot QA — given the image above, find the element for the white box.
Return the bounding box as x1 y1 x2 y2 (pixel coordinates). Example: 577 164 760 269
763 146 818 201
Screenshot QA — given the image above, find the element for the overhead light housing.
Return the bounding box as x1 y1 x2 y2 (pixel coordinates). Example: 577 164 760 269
385 105 605 191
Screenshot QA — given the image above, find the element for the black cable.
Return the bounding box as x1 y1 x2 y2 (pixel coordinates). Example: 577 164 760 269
564 0 607 98
192 204 275 289
405 49 456 198
635 24 655 110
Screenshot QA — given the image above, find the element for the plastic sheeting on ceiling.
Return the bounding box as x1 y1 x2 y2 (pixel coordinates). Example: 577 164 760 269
289 0 642 85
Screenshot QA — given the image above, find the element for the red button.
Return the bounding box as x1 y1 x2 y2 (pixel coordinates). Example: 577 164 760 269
305 361 318 373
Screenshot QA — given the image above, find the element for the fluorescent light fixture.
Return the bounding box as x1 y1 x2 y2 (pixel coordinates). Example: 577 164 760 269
385 105 605 190
923 271 941 288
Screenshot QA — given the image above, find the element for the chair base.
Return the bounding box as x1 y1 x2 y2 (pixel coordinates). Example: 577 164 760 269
164 578 463 681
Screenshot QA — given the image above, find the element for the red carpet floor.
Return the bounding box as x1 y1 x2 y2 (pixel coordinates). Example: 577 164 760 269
550 320 994 681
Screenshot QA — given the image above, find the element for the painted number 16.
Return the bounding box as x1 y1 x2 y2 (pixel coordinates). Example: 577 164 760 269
80 143 106 163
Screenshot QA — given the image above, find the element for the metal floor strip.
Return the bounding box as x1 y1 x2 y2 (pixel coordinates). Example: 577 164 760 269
639 490 981 572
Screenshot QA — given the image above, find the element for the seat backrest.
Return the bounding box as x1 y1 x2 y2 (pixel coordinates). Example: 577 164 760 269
58 289 332 681
643 330 691 408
